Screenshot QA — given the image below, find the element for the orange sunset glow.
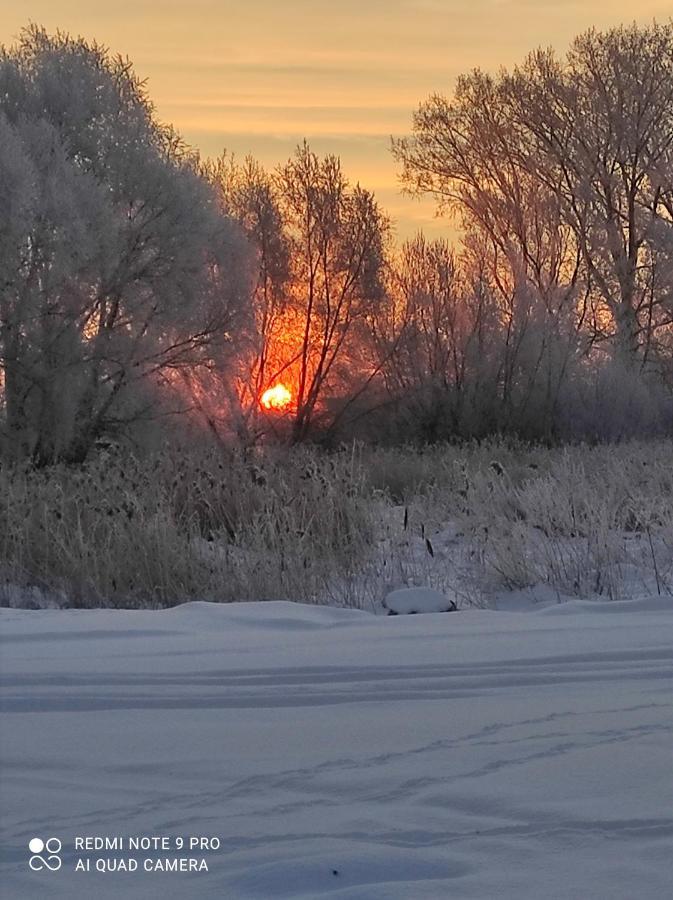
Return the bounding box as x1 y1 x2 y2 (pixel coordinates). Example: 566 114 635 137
1 1 667 239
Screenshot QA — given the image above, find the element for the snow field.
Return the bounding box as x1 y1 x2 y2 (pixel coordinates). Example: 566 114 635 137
0 598 671 898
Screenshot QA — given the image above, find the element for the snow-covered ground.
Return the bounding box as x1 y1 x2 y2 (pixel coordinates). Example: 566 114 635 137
0 598 671 899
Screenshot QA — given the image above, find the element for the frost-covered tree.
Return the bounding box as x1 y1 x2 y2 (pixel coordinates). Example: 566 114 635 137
511 24 673 366
393 22 673 370
0 26 249 462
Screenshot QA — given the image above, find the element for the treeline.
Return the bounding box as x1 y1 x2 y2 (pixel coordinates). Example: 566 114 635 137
1 23 673 463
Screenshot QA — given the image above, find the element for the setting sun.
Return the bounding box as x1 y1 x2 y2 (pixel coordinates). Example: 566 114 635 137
260 383 292 411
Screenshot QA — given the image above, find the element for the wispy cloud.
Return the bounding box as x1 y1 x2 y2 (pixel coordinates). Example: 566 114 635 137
1 0 664 238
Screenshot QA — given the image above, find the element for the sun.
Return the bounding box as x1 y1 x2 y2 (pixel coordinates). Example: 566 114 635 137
260 383 292 411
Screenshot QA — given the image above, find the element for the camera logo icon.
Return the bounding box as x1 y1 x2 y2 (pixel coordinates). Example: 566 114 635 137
29 837 62 871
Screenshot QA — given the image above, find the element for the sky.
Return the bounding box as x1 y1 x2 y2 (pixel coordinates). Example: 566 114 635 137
1 2 670 239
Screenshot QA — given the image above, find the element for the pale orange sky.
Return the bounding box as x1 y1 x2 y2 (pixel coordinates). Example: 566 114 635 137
1 2 670 238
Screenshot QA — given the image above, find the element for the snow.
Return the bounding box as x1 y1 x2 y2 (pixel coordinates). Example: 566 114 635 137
383 586 456 614
0 598 671 899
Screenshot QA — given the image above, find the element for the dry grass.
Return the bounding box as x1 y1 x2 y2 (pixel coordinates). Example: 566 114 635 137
399 441 673 602
0 445 373 608
1 440 671 609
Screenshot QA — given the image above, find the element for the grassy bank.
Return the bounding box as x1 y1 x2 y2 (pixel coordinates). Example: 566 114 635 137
2 440 672 609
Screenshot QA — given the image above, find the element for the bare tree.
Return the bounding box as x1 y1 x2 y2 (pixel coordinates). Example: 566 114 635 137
371 235 470 436
209 155 290 433
276 143 388 442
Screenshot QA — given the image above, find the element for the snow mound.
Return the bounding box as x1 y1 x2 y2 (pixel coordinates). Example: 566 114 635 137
383 586 457 615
